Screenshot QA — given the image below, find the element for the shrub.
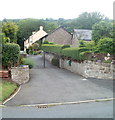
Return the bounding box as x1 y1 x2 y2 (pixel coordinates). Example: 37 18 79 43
49 42 54 44
22 58 35 69
61 47 80 60
51 58 59 67
41 44 70 55
96 37 114 54
43 40 49 44
2 43 20 68
26 48 29 54
61 47 90 60
62 45 70 49
32 43 39 51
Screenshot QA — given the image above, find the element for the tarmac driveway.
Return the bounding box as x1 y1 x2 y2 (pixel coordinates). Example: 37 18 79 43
6 55 113 106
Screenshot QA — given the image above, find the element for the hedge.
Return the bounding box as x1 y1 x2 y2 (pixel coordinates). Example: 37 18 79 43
2 43 20 68
41 44 70 54
61 47 91 60
61 47 80 60
41 44 92 61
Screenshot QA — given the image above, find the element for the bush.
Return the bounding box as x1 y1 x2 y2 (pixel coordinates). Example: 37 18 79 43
51 58 59 67
26 48 29 54
61 47 80 60
41 44 70 55
32 43 39 51
43 40 49 44
96 37 114 54
49 42 54 44
61 47 90 60
62 45 70 49
2 43 20 68
22 58 35 69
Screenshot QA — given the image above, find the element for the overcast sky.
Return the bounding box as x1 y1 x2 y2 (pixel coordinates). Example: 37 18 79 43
0 0 113 20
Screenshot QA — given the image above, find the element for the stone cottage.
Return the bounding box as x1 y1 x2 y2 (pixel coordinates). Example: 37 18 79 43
24 26 47 51
40 26 73 45
71 29 92 47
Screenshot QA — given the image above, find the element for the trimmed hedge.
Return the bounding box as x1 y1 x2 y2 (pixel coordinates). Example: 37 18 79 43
61 47 91 60
41 44 70 54
2 43 20 68
62 47 80 60
41 44 92 61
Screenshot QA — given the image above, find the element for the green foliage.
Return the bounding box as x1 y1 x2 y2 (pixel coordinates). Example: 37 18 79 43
35 40 42 49
79 40 86 47
43 40 49 44
2 21 18 43
22 58 35 69
0 81 18 102
79 41 95 52
60 12 104 32
62 45 70 49
27 43 39 55
51 58 59 67
16 19 57 50
103 59 112 63
92 21 113 44
96 37 114 54
49 42 54 44
26 48 29 54
32 43 39 51
2 43 20 68
61 47 84 60
75 12 104 30
41 44 70 54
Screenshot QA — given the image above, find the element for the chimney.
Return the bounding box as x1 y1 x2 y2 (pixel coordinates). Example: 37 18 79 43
40 26 43 30
32 32 35 35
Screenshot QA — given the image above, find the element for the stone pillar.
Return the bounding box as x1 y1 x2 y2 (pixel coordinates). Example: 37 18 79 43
11 65 29 84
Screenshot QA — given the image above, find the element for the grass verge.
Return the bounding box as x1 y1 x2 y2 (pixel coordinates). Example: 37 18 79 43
0 80 19 104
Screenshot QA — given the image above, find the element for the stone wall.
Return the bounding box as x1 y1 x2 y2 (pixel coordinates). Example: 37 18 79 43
11 65 29 84
44 53 114 80
60 59 114 80
44 53 55 62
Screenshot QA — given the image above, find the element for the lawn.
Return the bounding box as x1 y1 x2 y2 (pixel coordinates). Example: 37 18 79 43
0 80 18 104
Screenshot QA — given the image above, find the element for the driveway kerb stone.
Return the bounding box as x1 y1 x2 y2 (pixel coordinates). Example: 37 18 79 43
3 85 21 105
8 98 115 107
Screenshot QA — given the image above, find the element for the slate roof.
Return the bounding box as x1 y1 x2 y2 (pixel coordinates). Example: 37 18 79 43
74 29 92 41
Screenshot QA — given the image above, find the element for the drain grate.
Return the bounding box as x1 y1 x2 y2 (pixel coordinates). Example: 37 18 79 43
37 105 48 108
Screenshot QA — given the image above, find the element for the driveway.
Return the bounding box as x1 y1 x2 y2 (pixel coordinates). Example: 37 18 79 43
6 55 113 106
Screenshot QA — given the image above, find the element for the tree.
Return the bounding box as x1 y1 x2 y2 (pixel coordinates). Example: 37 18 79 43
76 12 104 29
2 21 18 43
17 18 57 50
96 37 114 54
92 21 113 43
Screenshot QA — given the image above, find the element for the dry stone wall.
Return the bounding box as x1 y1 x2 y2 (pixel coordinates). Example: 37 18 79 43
11 65 29 84
60 59 114 80
44 53 114 80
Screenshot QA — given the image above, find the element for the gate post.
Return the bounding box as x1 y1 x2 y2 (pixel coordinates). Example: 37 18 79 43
43 51 45 68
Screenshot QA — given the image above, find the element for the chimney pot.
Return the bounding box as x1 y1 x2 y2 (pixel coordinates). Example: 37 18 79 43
40 26 43 30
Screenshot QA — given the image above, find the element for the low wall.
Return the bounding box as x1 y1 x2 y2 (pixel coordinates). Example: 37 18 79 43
60 59 114 80
44 53 55 62
44 53 114 80
11 65 29 84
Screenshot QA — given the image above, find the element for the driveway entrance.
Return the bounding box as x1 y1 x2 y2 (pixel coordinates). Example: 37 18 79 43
6 55 113 106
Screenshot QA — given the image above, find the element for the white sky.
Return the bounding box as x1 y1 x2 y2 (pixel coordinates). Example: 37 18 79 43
0 0 114 20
